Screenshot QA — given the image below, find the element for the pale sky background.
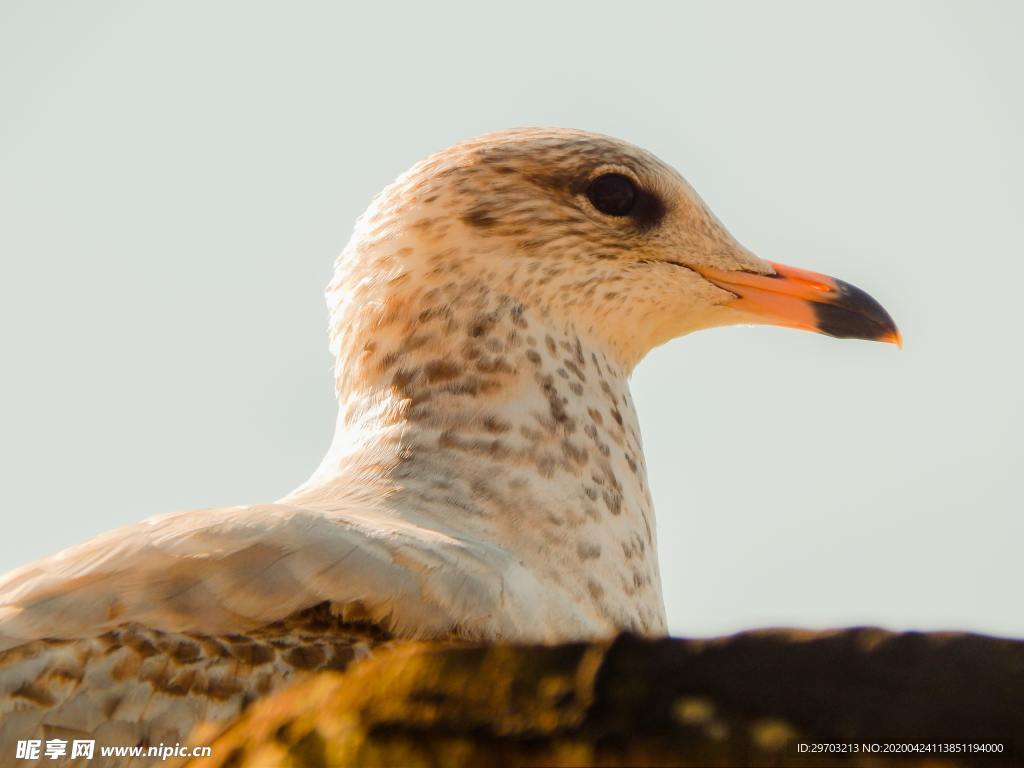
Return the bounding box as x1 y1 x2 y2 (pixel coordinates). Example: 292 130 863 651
1 1 1021 639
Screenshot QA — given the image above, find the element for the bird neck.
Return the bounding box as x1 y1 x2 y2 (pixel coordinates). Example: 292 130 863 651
286 278 667 637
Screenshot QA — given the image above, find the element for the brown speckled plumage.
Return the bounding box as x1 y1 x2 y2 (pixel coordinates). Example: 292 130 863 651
0 604 388 765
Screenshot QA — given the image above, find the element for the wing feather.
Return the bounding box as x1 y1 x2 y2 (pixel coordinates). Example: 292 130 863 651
0 503 513 650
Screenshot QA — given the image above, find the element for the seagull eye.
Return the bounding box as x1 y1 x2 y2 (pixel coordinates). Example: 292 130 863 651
586 173 636 217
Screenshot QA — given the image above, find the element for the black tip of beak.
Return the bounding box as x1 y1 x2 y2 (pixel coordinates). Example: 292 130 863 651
813 279 901 345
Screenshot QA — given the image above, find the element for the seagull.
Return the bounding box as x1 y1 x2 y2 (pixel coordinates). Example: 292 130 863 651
0 128 899 751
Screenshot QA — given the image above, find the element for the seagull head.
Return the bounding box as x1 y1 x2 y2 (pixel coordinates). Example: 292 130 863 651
316 129 903 635
336 128 900 374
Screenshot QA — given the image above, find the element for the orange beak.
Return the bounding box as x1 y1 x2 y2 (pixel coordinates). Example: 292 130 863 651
696 261 902 346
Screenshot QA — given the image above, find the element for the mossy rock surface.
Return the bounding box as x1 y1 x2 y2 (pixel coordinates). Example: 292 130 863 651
187 629 1024 767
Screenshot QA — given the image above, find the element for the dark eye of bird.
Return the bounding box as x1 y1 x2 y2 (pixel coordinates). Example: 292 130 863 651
586 173 636 217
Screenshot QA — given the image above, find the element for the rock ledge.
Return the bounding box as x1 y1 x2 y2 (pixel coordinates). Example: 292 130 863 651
189 628 1023 767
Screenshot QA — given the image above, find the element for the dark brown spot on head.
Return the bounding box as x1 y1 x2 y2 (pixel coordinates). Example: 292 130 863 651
462 206 498 229
424 360 461 382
